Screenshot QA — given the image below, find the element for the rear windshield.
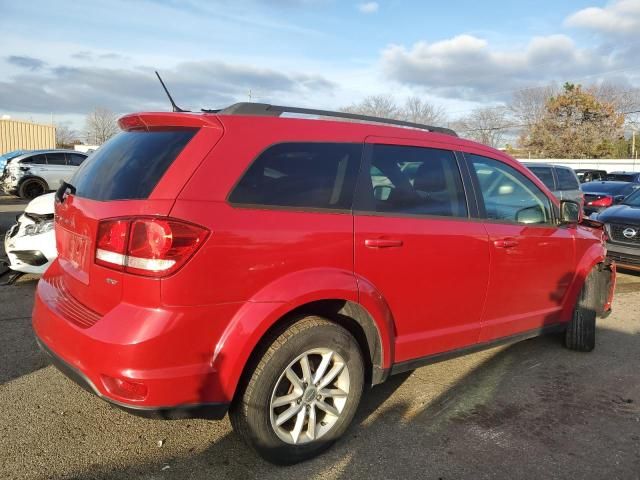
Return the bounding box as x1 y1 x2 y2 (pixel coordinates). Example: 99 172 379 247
527 166 555 190
606 173 635 182
71 129 197 200
555 167 579 190
581 182 635 196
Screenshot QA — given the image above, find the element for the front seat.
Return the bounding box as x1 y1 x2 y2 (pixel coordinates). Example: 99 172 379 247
413 161 452 216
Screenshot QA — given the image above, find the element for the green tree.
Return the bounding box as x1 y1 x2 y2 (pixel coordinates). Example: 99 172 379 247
524 83 625 158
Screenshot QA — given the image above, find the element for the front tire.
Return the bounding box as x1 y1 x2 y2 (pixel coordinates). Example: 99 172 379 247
230 316 364 465
565 270 598 352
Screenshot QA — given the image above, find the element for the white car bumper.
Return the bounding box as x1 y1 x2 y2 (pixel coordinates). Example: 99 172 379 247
4 215 56 274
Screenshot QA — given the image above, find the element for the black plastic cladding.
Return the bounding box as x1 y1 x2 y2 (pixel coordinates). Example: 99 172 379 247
207 102 458 137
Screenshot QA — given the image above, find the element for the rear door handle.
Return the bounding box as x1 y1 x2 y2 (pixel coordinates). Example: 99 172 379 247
365 238 404 248
493 238 519 248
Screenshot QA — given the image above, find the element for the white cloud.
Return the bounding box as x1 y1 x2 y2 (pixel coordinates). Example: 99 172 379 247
0 58 336 115
358 2 379 14
565 0 640 35
380 33 621 100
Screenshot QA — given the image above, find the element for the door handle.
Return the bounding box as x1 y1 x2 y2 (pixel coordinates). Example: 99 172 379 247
365 238 404 248
493 238 519 248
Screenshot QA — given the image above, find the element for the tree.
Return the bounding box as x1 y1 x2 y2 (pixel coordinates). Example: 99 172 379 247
342 94 400 119
85 107 118 145
55 125 79 148
456 106 509 148
509 85 558 128
401 96 446 125
524 83 625 158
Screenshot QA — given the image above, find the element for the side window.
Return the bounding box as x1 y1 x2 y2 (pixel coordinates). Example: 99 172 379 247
229 143 362 210
556 168 579 190
363 144 468 217
471 155 553 225
66 153 87 166
46 153 67 165
21 154 46 165
528 166 555 190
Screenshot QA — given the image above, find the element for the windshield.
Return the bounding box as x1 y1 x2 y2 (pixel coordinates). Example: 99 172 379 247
623 189 640 206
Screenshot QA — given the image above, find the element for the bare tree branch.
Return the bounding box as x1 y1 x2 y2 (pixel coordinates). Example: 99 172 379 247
400 96 447 125
85 107 119 145
456 107 509 148
55 125 79 148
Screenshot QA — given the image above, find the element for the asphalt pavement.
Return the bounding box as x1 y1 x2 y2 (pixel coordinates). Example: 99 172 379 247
0 194 638 480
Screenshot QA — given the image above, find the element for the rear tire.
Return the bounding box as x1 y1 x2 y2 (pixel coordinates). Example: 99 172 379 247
18 178 47 200
565 270 598 352
230 315 364 465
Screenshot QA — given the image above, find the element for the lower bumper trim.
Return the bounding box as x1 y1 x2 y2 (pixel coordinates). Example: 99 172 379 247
36 336 229 420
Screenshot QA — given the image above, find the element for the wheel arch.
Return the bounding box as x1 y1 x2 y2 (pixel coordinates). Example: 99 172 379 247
213 270 396 403
561 242 610 320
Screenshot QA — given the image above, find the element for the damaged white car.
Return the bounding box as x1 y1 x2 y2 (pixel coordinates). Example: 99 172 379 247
4 192 56 276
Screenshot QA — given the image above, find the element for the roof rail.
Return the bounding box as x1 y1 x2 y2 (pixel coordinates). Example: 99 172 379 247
206 102 457 137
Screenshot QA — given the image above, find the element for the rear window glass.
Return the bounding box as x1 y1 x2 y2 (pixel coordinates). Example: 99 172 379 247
581 182 635 195
229 143 362 210
71 129 197 201
66 153 86 166
46 153 67 165
528 166 555 190
555 168 579 190
606 173 635 182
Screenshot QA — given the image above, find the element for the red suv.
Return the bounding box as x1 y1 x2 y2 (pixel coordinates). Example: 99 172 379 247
33 103 615 464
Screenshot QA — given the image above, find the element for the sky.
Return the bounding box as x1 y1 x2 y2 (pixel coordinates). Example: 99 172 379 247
0 0 639 132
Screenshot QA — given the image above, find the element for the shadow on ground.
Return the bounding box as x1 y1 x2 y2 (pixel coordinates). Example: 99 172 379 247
60 326 639 480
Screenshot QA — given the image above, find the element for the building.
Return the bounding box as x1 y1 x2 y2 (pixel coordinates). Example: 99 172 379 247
0 118 56 155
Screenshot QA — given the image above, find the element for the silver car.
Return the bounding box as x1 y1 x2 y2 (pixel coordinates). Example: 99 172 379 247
523 163 583 204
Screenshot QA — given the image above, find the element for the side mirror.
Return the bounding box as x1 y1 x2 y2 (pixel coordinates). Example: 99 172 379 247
560 200 581 224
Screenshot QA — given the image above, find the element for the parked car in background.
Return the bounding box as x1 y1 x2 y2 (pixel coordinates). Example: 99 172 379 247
523 163 583 204
581 181 640 215
575 169 607 183
1 149 88 199
0 150 29 173
591 188 640 270
33 103 615 465
606 171 640 183
4 193 56 274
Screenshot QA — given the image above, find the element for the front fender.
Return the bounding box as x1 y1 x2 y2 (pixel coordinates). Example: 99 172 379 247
212 268 396 400
561 241 608 320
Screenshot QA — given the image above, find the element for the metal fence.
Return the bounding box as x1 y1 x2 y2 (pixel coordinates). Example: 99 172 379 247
0 119 56 155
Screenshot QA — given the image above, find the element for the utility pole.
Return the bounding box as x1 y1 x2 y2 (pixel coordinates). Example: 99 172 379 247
248 89 252 101
632 130 636 159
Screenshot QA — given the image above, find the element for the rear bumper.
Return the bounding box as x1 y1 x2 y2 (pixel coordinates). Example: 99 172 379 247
36 337 228 419
32 261 236 418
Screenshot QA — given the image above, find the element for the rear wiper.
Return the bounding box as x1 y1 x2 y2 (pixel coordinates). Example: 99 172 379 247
55 181 76 203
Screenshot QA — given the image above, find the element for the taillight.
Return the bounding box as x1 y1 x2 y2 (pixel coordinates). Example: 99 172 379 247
587 196 613 207
96 219 129 270
95 217 208 277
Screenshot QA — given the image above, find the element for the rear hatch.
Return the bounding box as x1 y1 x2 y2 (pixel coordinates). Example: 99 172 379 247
54 113 223 315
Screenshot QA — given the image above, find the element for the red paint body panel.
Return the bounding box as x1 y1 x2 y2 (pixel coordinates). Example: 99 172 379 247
33 111 614 413
354 214 490 361
478 223 576 342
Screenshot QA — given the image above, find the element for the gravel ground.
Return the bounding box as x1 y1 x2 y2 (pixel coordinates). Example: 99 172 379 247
0 194 639 480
